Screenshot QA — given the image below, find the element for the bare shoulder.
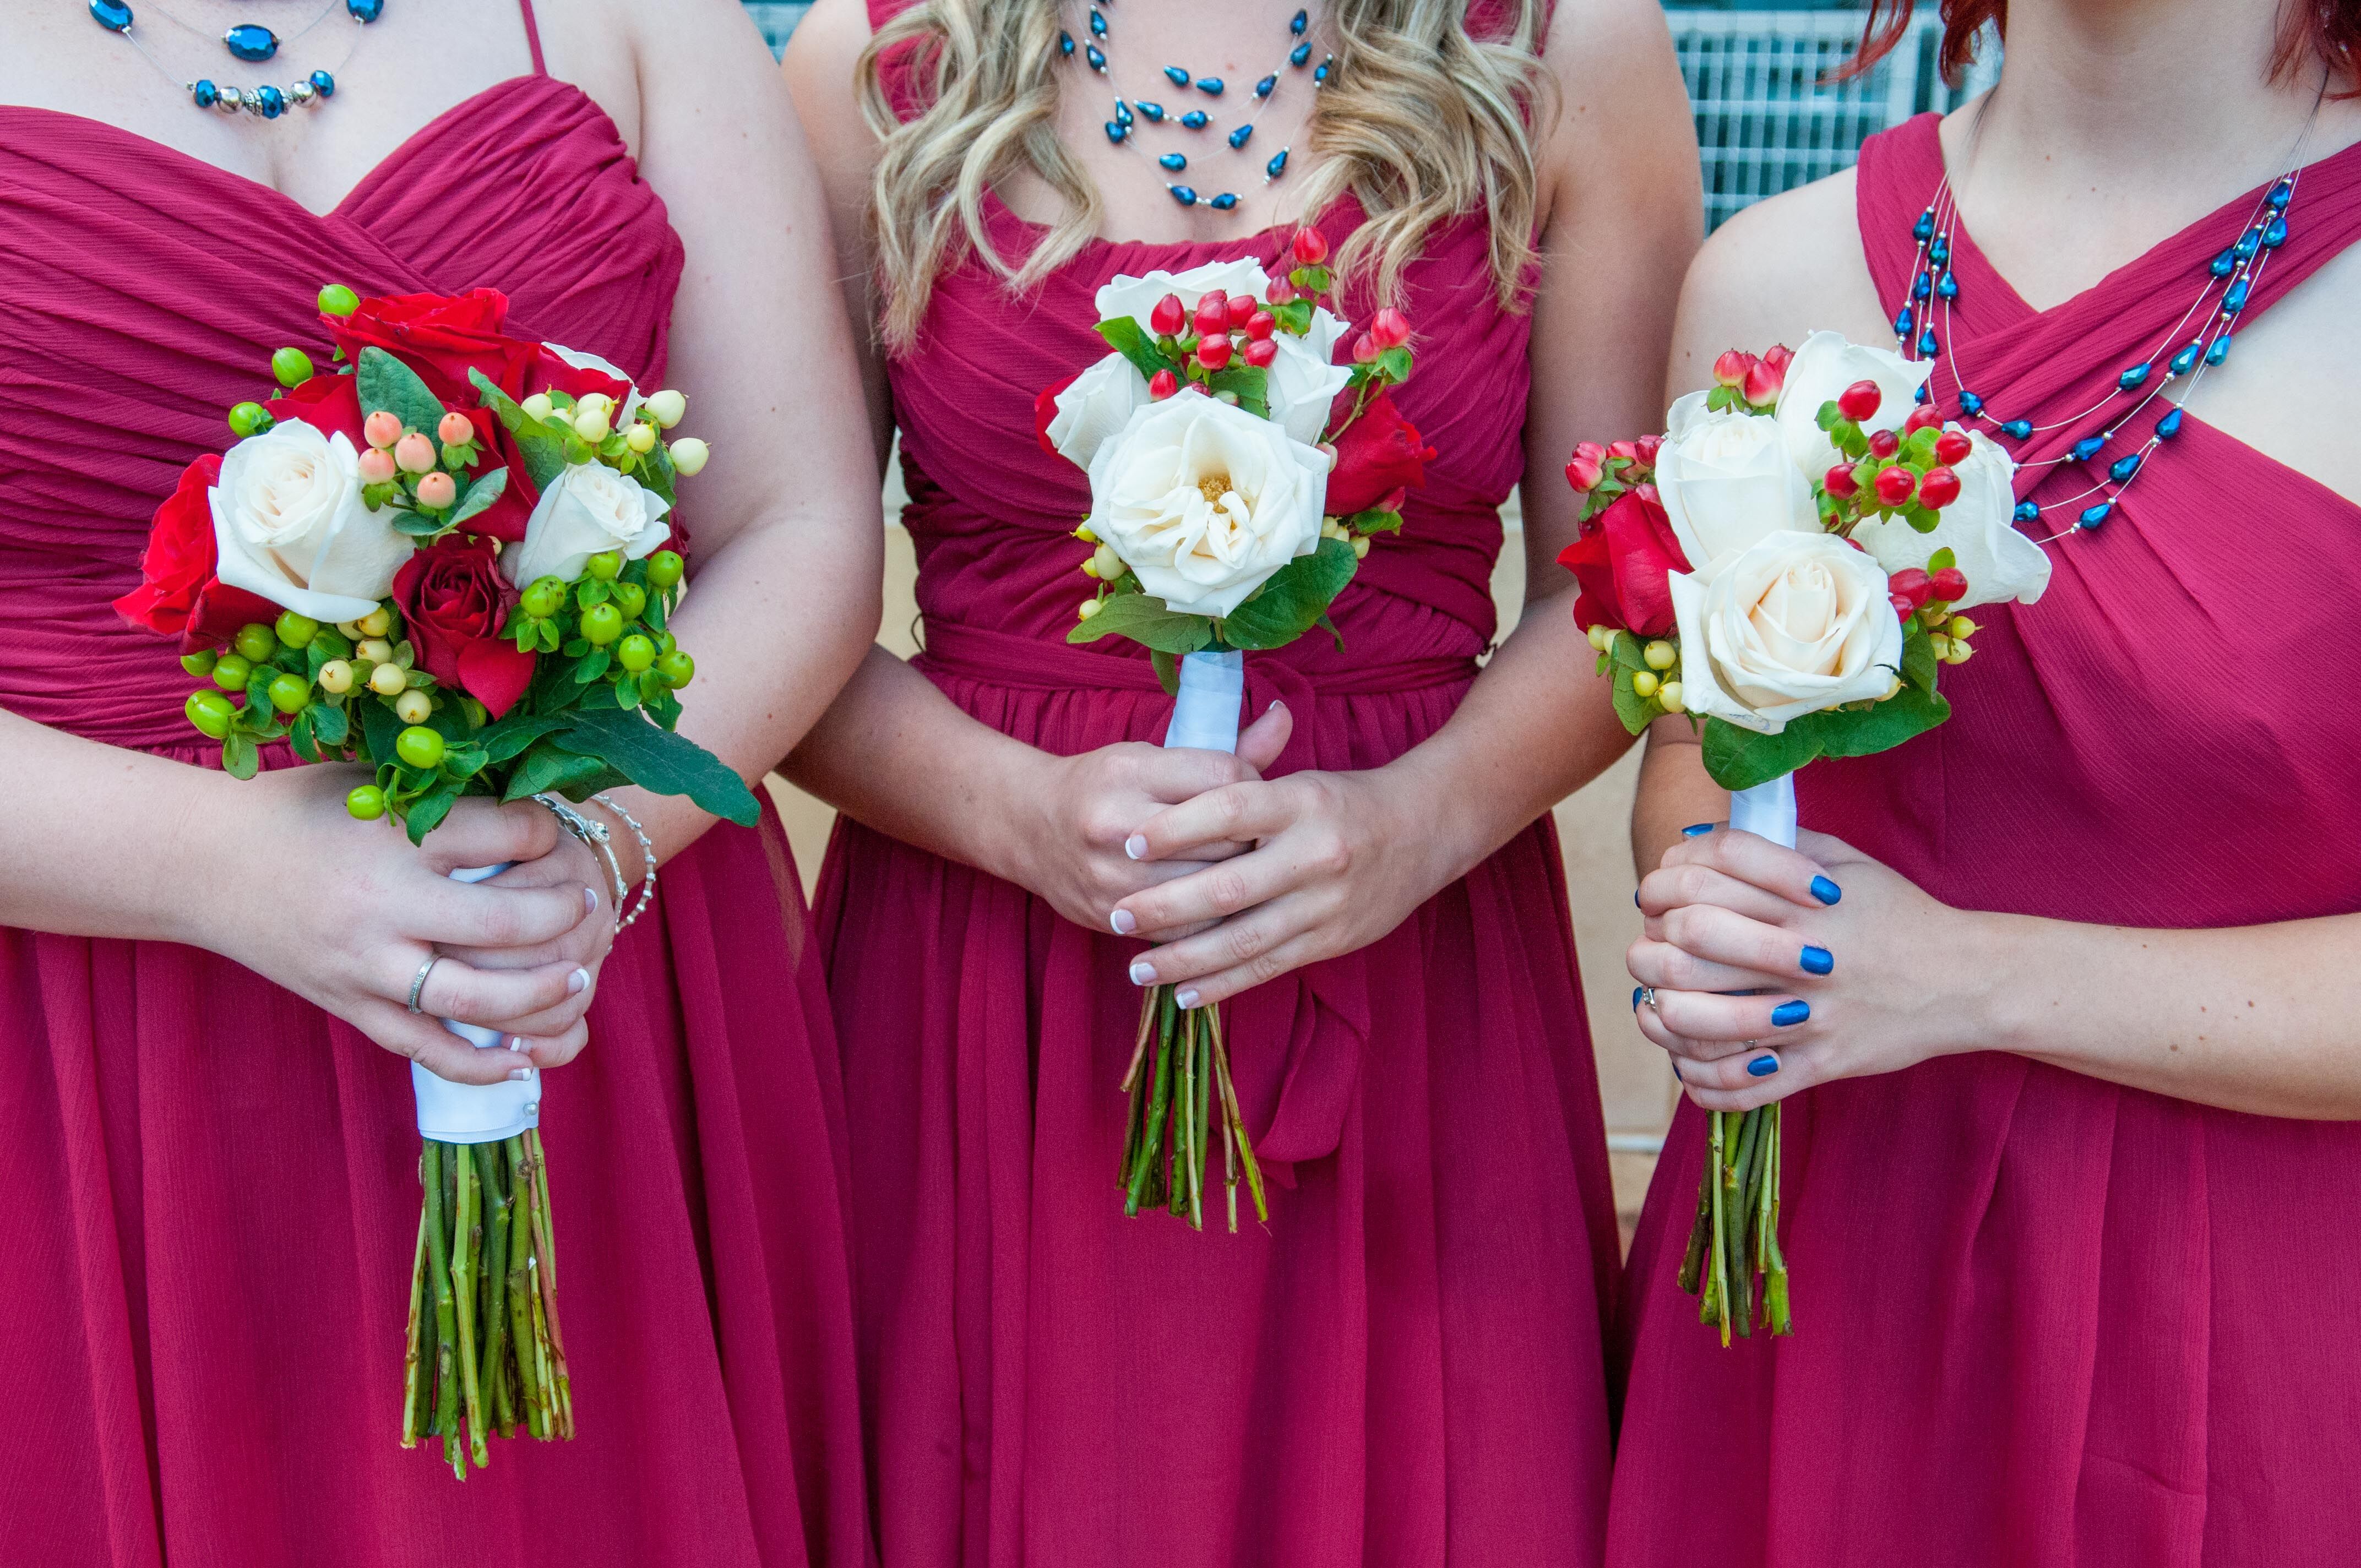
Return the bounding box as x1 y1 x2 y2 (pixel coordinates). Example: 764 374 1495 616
1668 168 1883 389
782 0 875 109
1531 0 1699 222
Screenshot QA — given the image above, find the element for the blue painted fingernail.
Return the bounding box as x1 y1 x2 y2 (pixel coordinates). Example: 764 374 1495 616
1176 987 1201 1009
1634 890 1642 908
1810 875 1842 905
1110 908 1137 935
1800 945 1834 976
1631 986 1644 1010
1681 823 1716 837
1672 1061 1684 1083
1129 960 1156 986
1747 1054 1780 1077
1771 999 1810 1027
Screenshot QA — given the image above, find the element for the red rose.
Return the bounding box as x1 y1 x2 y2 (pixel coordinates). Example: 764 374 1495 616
1555 484 1690 638
328 288 539 404
391 533 537 718
265 370 366 447
1035 372 1079 461
523 345 635 408
1326 389 1434 517
113 454 281 652
447 405 541 543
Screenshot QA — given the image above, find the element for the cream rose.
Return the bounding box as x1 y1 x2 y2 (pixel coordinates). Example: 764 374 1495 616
1045 353 1152 471
1086 391 1330 619
1772 330 1932 479
1852 428 2050 612
502 461 671 586
1264 315 1353 447
1094 258 1271 339
543 342 643 422
210 418 413 623
1669 530 1904 733
1653 390 1821 568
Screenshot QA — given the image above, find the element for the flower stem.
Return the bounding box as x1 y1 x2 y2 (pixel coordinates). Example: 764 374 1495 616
503 1136 549 1440
473 1142 513 1448
400 1188 429 1449
525 1128 573 1440
420 1141 464 1479
450 1140 487 1469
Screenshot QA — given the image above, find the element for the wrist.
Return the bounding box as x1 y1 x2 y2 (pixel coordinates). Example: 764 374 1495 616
1366 752 1483 894
976 744 1064 890
1944 907 2039 1057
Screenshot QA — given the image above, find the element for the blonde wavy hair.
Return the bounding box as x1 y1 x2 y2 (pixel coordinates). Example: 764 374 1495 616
856 0 1553 353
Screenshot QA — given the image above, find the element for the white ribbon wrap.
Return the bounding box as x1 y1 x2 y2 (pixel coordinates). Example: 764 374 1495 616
411 861 542 1145
1161 649 1245 755
1728 771 1799 851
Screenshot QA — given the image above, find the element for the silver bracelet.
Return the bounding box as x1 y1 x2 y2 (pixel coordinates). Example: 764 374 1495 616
591 793 658 932
532 793 627 927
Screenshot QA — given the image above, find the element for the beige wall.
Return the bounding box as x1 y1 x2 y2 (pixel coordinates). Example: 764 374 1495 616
764 488 1673 1225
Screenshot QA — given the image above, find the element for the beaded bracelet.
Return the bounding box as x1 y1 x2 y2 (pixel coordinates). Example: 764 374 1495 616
531 793 627 928
591 794 659 932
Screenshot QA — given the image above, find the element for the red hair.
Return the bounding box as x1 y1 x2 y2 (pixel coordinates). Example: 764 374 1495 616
1842 1 2361 92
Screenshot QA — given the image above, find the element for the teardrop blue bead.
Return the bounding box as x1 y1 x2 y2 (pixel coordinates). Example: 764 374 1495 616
2156 406 2185 439
2206 333 2233 366
1917 330 1939 356
2108 453 2143 483
89 0 133 31
1913 384 1930 405
1104 120 1127 144
1086 44 1105 70
2264 215 2288 248
1314 58 1331 83
224 23 278 61
1267 149 1289 179
1958 391 1984 417
1291 8 1309 32
2268 179 2293 210
1912 275 1931 301
2071 436 2106 463
2013 500 2041 525
1196 77 1225 95
1936 273 1959 300
1180 110 1208 129
1164 65 1190 87
2210 248 2237 278
2168 342 2200 376
1136 101 1164 121
1115 100 1133 126
1209 193 1240 210
346 0 383 18
1929 236 1950 266
1158 153 1187 171
1089 8 1106 34
2223 279 2249 315
1912 210 1935 242
1169 185 1199 206
2117 363 2150 391
1228 124 1253 149
1894 307 1913 338
1291 41 1312 66
1255 74 1277 98
2000 419 2033 440
2078 500 2113 529
2233 230 2260 261
1059 30 1074 56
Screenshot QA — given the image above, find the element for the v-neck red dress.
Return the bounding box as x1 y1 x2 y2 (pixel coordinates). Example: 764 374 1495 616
1610 113 2361 1567
0 42 869 1568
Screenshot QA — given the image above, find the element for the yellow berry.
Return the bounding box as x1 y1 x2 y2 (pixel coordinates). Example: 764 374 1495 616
573 406 612 443
1352 535 1371 559
1657 680 1684 713
520 393 555 422
1926 634 1952 661
1092 544 1123 580
625 422 658 454
1585 623 1612 653
1642 639 1677 671
1631 670 1660 699
394 689 433 724
1075 524 1098 545
355 638 393 665
1944 639 1974 665
1946 616 1977 640
1078 598 1101 621
1080 556 1101 580
368 662 408 696
335 619 364 640
356 607 391 638
317 659 355 694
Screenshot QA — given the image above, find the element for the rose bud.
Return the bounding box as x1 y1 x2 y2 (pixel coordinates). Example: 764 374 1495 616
358 447 398 484
1917 466 1962 508
1227 294 1259 328
1565 453 1604 492
1265 276 1297 306
1867 427 1901 459
1149 367 1180 400
1761 343 1795 374
1290 225 1329 266
1837 379 1884 421
1194 291 1230 337
1823 462 1860 498
1887 567 1933 606
1712 349 1753 388
1351 332 1377 364
1873 465 1917 505
1150 292 1187 336
1242 336 1279 368
1196 334 1233 371
1930 566 1970 601
393 432 437 473
668 437 711 476
1369 308 1411 350
358 409 401 450
1742 358 1784 405
415 471 458 509
436 411 476 447
1933 431 1973 466
1905 404 1945 434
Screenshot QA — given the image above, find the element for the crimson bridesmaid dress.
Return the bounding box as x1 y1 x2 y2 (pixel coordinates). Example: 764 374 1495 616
814 3 1619 1564
1610 115 2361 1566
0 12 869 1567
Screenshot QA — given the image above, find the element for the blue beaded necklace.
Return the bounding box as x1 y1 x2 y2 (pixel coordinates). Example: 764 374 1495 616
89 0 383 119
1060 2 1331 211
1900 108 2320 541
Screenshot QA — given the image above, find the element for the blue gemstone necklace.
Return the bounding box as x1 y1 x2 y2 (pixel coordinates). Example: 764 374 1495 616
1060 2 1331 211
1900 101 2321 540
89 0 384 119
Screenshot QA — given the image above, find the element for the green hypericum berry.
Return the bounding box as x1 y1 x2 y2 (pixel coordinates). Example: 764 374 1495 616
317 284 361 317
580 603 624 645
209 654 253 692
586 551 623 582
612 582 648 622
345 783 388 821
270 347 315 389
267 673 311 715
521 577 567 619
185 689 235 740
645 549 684 590
232 623 279 664
656 632 677 655
227 401 274 439
180 650 219 679
394 726 447 769
274 611 320 649
616 634 657 673
654 649 695 689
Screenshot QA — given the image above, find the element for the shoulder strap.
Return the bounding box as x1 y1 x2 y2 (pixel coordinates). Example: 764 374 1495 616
518 0 547 75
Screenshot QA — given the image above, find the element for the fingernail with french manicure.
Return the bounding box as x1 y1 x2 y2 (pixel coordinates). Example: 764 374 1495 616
1176 987 1201 1009
1129 959 1156 986
1810 875 1842 906
585 886 599 913
1125 834 1149 861
1772 999 1810 1027
1109 909 1137 936
1747 1054 1780 1077
1800 945 1835 976
508 1067 537 1082
568 968 590 995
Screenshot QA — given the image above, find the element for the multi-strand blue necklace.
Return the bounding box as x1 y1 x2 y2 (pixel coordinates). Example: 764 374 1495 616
1899 113 2318 540
1061 2 1331 211
89 0 384 119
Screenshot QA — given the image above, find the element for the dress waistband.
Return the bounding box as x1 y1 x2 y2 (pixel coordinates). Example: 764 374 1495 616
915 620 1478 698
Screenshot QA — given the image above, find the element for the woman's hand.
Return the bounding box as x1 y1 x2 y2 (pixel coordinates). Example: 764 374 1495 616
1628 825 2005 1112
204 766 617 1084
1002 703 1293 934
1106 758 1466 1008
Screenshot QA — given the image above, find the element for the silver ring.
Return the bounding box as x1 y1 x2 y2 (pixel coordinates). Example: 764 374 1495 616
1638 986 1658 1010
406 954 442 1015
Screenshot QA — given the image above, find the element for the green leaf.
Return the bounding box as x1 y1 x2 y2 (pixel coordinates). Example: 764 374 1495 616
1901 629 1940 694
1346 508 1404 536
1808 684 1950 759
1700 715 1824 792
469 368 570 491
573 648 613 684
1928 546 1957 574
1608 630 1652 673
557 707 760 826
1066 592 1216 656
1207 365 1270 420
1093 317 1174 384
393 510 448 538
1150 648 1180 696
357 347 447 437
1816 399 1843 432
447 467 508 530
499 736 614 803
404 777 465 845
221 732 259 781
290 709 319 764
356 694 401 767
1269 298 1314 336
1609 663 1655 736
1314 609 1346 653
310 701 350 747
1375 345 1412 386
475 711 568 766
1218 537 1358 651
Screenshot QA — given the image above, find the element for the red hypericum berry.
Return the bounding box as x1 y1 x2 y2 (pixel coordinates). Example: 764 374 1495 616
1242 336 1278 368
1761 343 1795 374
1565 453 1604 492
1743 358 1784 406
1874 465 1917 505
1837 379 1884 422
1930 567 1969 601
1148 368 1180 400
1712 349 1753 388
1573 439 1607 465
1227 294 1258 329
1889 591 1918 619
1369 307 1411 350
1823 462 1860 498
1352 332 1377 364
1290 226 1329 266
1918 466 1962 508
1888 567 1933 606
1244 310 1276 341
1608 439 1640 461
1634 434 1664 468
1266 276 1297 306
1868 428 1901 459
1905 404 1945 434
1194 291 1230 337
1149 293 1186 337
1195 335 1233 372
1933 431 1973 466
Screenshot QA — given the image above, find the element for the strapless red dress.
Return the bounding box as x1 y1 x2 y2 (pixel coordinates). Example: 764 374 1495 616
1610 114 2361 1566
814 3 1618 1564
0 45 869 1568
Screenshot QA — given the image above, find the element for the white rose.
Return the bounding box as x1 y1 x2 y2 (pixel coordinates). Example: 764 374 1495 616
502 462 671 586
1654 390 1821 568
1669 530 1903 734
210 418 412 623
1045 353 1152 471
1093 258 1271 339
1264 314 1353 447
542 342 643 422
1772 330 1932 479
1087 391 1330 619
1852 428 2051 611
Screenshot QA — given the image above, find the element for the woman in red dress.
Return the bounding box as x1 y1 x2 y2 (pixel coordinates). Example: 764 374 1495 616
0 2 876 1563
1612 1 2361 1561
782 0 1695 1560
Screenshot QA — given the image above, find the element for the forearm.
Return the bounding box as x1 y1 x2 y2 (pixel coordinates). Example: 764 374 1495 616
1631 718 1725 879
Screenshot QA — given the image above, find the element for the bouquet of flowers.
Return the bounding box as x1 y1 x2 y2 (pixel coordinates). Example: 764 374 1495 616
116 283 757 1475
1561 331 2050 1340
1035 226 1433 1231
